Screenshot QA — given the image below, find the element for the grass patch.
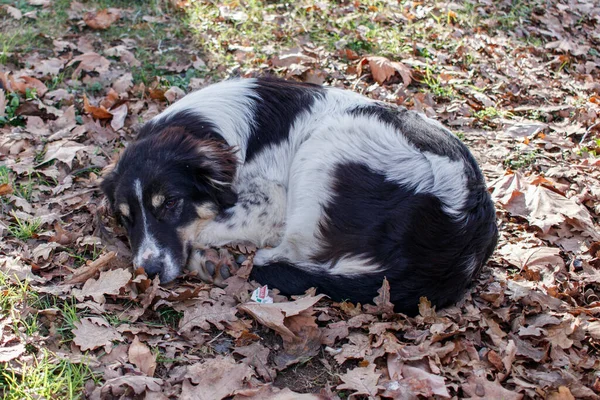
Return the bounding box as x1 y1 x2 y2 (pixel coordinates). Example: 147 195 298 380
7 212 42 240
504 149 539 170
0 350 97 400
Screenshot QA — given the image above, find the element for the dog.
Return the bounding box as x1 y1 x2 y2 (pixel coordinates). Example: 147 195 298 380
101 77 498 315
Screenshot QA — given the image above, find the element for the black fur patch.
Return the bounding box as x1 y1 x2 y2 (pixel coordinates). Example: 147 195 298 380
252 162 497 315
245 78 325 162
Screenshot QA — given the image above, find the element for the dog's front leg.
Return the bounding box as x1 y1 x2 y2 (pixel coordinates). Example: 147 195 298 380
187 180 287 282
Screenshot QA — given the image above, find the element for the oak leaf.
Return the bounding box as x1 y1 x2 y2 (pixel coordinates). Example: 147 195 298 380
182 355 253 400
238 294 325 339
72 317 124 351
129 336 157 376
178 300 238 334
336 364 384 399
359 56 412 86
72 268 132 304
83 94 113 120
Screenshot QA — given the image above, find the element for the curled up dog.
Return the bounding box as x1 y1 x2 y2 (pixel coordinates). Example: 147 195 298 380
101 78 498 315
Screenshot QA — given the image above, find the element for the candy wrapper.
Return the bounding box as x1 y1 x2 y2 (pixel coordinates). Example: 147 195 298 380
251 285 273 304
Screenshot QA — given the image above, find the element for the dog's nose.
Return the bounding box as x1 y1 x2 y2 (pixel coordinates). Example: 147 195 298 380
140 260 163 279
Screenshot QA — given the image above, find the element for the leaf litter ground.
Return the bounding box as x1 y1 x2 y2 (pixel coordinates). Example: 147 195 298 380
1 0 600 399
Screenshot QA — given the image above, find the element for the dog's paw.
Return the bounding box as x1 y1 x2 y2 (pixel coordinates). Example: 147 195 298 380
187 248 239 287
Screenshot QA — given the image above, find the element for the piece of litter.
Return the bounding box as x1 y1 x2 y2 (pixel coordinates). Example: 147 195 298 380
251 285 273 304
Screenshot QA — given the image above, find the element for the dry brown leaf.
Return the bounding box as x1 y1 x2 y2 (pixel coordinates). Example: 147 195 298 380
182 355 254 400
462 375 523 400
72 316 124 351
84 9 119 30
336 364 384 399
83 94 113 120
72 268 132 304
129 336 157 376
388 356 451 398
178 300 238 334
100 88 119 109
274 312 322 370
321 320 349 346
164 86 186 103
233 342 275 382
110 103 127 131
233 385 322 399
491 172 599 239
3 5 22 20
239 294 325 339
0 343 25 362
334 332 371 364
364 277 394 315
68 52 110 74
42 139 89 168
359 56 412 86
0 183 13 196
101 375 163 396
547 386 576 400
10 75 48 97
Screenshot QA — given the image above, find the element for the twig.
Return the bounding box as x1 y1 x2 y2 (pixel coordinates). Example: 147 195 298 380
63 251 116 285
580 121 600 144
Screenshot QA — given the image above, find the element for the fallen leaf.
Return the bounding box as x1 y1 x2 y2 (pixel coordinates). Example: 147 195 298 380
238 294 325 339
4 5 22 20
388 355 451 398
110 103 127 131
83 94 113 120
42 139 89 168
178 300 238 334
128 336 157 376
182 355 253 400
233 342 275 381
462 375 523 400
0 343 25 362
72 268 132 304
84 9 120 30
10 75 48 97
101 375 163 396
364 278 394 315
0 183 13 196
68 52 111 74
164 86 186 103
336 364 384 398
359 56 412 86
72 317 124 351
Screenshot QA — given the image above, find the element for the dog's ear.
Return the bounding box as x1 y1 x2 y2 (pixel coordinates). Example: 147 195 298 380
99 162 119 210
155 127 238 208
192 140 238 208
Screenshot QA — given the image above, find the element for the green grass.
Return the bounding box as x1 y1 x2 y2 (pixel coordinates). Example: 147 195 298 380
0 350 97 400
7 212 42 240
0 166 10 186
504 149 539 170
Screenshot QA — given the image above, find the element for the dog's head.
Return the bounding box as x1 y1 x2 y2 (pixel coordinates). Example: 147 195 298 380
101 126 237 282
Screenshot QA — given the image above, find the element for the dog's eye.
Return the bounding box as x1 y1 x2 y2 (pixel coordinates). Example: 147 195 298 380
164 199 178 209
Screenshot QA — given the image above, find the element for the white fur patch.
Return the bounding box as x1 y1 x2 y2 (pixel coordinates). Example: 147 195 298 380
118 203 130 217
156 79 258 163
151 194 165 208
133 179 161 267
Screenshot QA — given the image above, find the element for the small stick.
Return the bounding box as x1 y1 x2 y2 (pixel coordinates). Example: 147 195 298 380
63 251 116 285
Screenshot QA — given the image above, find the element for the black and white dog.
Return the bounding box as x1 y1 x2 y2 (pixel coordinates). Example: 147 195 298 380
101 78 497 315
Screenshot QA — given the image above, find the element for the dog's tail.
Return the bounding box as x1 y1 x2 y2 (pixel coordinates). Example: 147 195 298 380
249 261 423 315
